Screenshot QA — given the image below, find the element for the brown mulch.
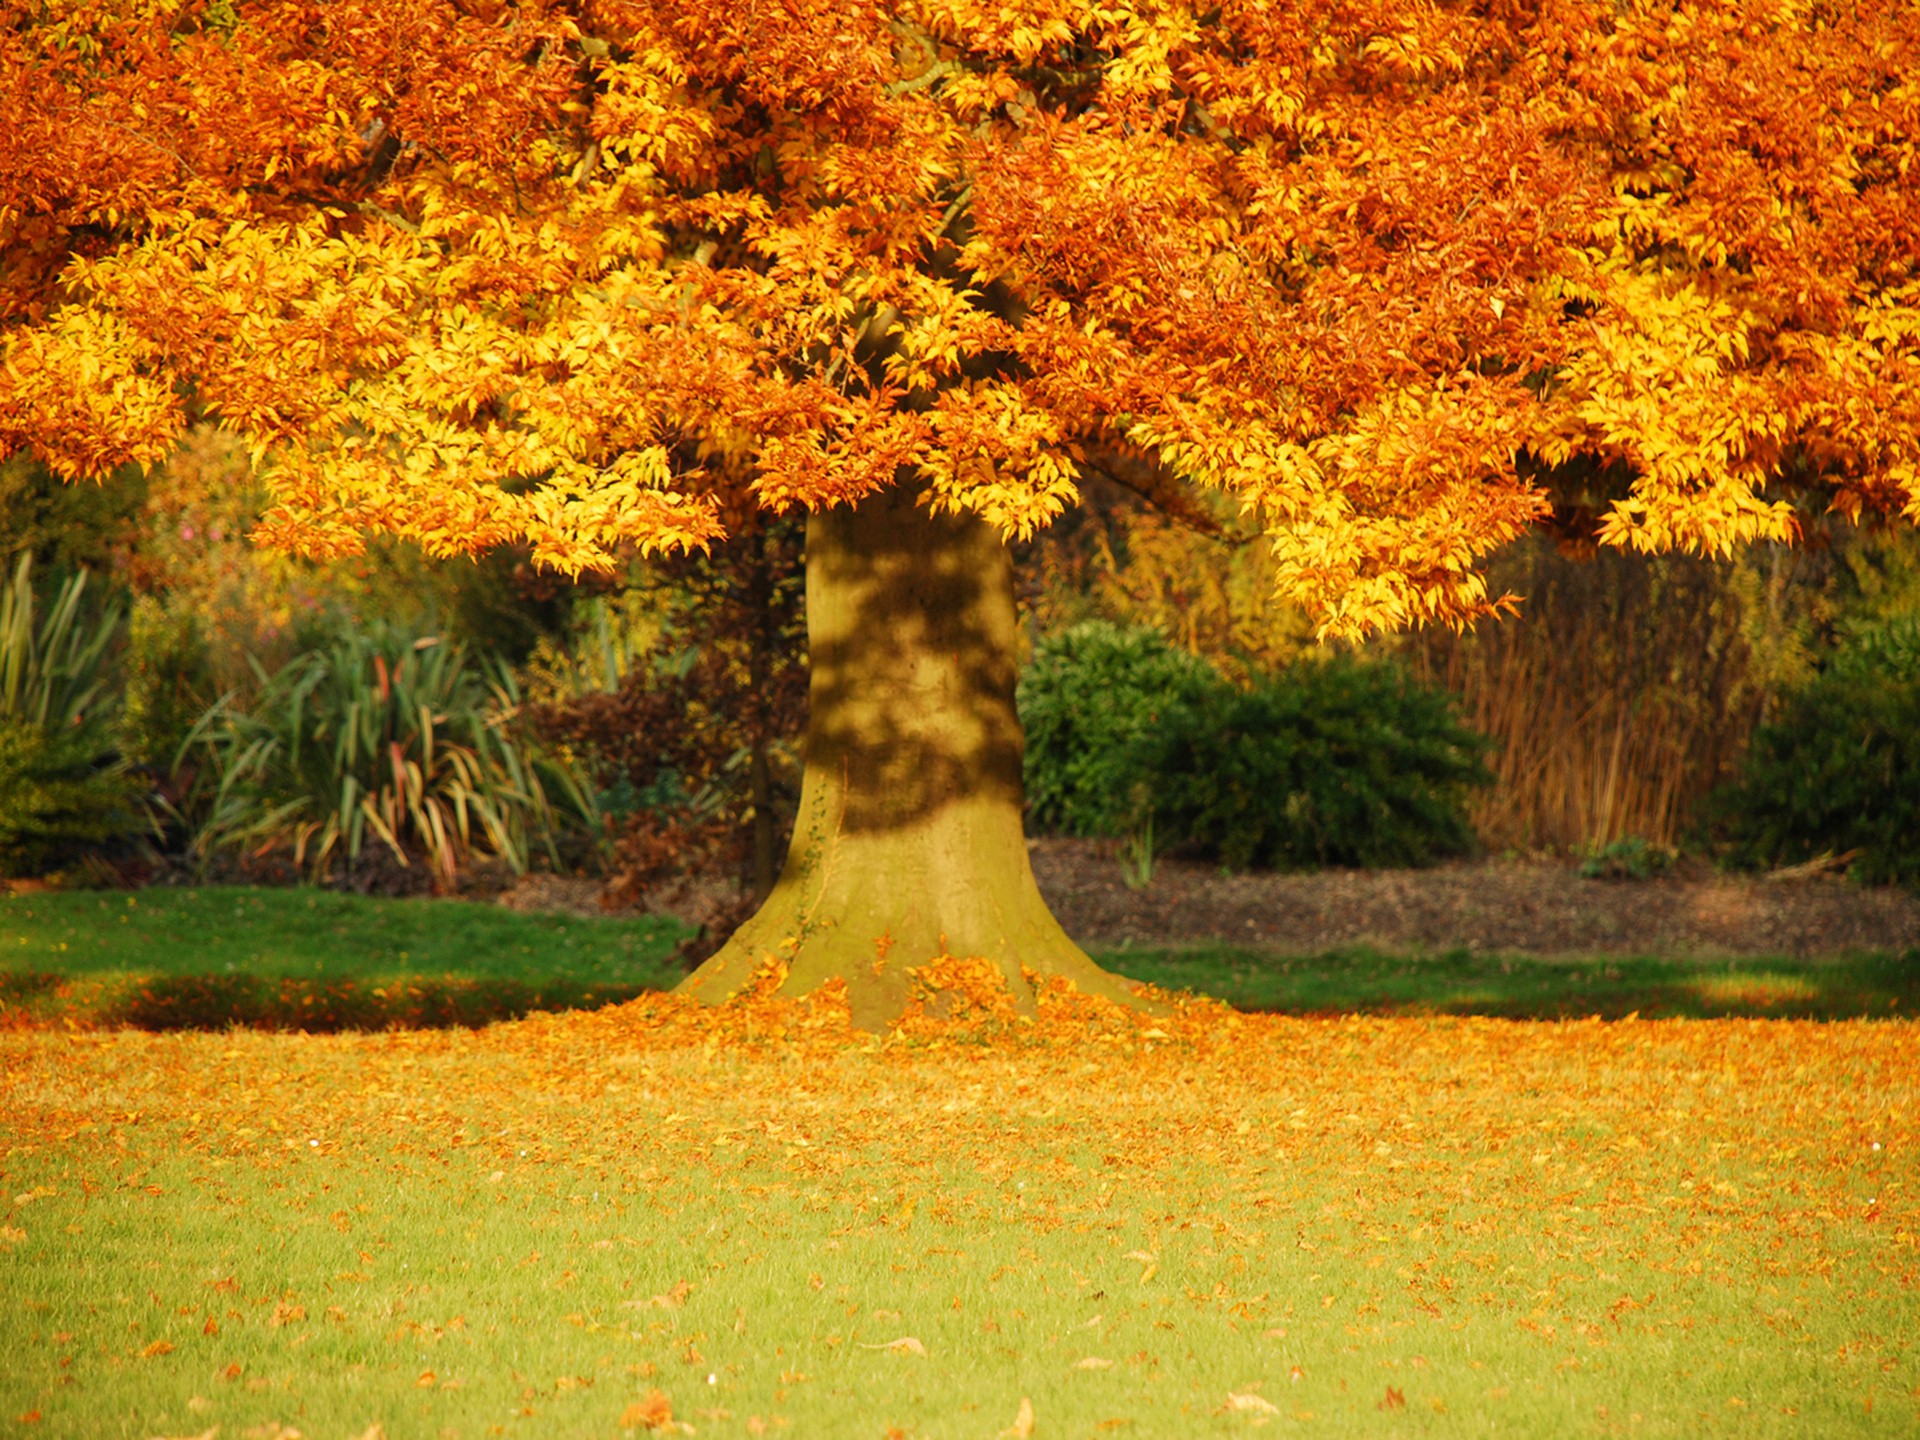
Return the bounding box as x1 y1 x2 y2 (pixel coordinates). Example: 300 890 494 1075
1026 838 1920 959
498 840 1919 959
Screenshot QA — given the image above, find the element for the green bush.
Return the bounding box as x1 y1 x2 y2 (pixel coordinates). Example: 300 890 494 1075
1714 618 1920 885
1139 657 1490 871
0 555 146 877
188 627 599 887
1019 623 1490 870
1018 621 1219 837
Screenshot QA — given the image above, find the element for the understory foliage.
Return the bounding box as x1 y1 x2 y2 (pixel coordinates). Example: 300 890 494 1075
188 628 595 889
1018 620 1217 838
0 556 146 877
533 513 807 920
1142 657 1489 871
1020 622 1486 869
1715 618 1920 886
1407 532 1763 852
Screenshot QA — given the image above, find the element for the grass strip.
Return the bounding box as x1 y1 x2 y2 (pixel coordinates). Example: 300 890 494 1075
5 889 1917 1028
1098 944 1920 1021
0 886 691 1029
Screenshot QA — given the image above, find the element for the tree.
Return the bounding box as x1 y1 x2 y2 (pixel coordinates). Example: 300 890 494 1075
3 0 1916 1024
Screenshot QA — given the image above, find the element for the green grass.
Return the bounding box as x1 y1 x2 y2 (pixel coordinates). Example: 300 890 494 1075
4 888 1917 1029
1097 944 1920 1021
0 886 691 1029
2 1019 1912 1438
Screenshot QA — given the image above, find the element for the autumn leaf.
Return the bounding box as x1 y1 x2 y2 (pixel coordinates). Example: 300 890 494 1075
621 1390 675 1432
1226 1392 1279 1415
141 1339 176 1359
1075 1356 1115 1370
860 1337 927 1356
1001 1396 1035 1439
1378 1386 1407 1411
0 1226 25 1245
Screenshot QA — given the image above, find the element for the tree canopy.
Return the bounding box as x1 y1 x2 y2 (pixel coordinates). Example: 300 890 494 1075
5 0 1916 636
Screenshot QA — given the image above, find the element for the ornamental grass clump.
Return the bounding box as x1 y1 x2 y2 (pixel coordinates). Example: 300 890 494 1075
188 627 596 888
0 554 147 877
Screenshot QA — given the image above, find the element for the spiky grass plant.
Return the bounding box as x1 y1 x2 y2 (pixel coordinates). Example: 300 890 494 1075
189 628 598 887
0 554 145 877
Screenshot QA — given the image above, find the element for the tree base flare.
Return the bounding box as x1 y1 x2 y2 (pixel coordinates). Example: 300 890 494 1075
676 486 1158 1029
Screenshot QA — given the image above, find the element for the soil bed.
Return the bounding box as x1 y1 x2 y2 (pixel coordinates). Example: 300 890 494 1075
1027 839 1920 958
505 841 1918 958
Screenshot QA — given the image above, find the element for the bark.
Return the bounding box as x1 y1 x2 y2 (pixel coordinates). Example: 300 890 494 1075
679 486 1144 1029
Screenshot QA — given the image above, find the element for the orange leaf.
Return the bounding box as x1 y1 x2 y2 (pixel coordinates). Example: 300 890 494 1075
621 1390 674 1432
142 1339 176 1358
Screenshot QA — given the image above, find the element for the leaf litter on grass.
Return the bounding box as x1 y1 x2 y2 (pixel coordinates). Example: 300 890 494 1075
1 954 1915 1438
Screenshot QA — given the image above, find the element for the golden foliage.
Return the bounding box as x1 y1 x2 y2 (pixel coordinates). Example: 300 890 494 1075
2 0 1917 634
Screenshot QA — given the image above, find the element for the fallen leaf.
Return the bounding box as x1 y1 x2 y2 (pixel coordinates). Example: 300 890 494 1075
1001 1396 1035 1439
15 1417 39 1429
0 1226 25 1245
1378 1386 1406 1411
416 1371 436 1389
349 1427 385 1440
621 1390 674 1432
1075 1356 1115 1370
859 1336 927 1356
1227 1392 1279 1414
267 1303 305 1328
241 1426 302 1440
202 1316 219 1336
141 1339 176 1359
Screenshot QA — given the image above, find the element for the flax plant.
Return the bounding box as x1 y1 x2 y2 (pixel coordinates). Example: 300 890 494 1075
0 554 146 876
188 629 597 887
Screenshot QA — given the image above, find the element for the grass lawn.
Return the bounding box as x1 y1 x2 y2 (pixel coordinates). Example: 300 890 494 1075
0 887 691 1030
1103 944 1920 1022
2 984 1915 1439
3 887 1915 1027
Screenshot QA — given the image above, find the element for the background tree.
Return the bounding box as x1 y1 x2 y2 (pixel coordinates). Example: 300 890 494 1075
3 0 1916 1024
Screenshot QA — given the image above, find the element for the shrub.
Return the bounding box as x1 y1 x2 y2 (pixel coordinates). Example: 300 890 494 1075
1713 618 1920 885
1018 621 1219 837
0 555 146 877
1140 657 1490 871
188 628 598 888
1577 835 1678 880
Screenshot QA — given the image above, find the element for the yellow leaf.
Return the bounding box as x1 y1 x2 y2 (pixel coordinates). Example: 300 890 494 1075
859 1336 927 1356
1227 1392 1279 1414
1001 1396 1035 1439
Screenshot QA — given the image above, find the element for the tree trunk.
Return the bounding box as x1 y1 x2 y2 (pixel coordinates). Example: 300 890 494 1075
679 486 1142 1029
